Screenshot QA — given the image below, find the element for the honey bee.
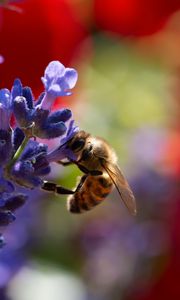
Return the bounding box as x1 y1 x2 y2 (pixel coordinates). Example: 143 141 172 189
42 131 137 215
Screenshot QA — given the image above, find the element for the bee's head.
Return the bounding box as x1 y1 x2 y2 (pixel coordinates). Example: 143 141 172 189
67 131 90 157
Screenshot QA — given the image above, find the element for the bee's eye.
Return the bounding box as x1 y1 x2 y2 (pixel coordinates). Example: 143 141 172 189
71 139 85 151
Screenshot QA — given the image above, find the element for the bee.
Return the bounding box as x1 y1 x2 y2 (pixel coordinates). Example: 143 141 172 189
42 131 137 215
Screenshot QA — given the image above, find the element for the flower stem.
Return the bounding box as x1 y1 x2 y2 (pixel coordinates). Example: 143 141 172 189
5 122 35 176
5 135 29 176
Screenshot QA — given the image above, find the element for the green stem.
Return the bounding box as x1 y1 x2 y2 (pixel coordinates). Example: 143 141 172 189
5 135 29 176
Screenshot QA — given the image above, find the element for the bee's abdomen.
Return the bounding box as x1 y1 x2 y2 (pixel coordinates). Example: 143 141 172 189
67 175 113 213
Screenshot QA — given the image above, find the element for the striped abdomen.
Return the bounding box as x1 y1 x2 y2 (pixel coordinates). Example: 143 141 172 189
67 174 113 213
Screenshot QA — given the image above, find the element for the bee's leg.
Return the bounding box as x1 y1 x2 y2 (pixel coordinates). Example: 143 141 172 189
43 175 86 192
57 160 74 166
58 161 103 176
42 175 88 195
42 181 74 194
76 164 102 176
74 174 88 192
89 170 103 176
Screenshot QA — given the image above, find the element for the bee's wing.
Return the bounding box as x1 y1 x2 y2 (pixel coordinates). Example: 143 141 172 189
101 161 137 216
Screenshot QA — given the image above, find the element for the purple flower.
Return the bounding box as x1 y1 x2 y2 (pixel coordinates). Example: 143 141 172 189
0 129 12 166
0 169 14 194
0 234 5 248
12 127 25 152
11 78 22 101
0 89 11 108
1 194 27 212
60 120 79 145
11 140 51 189
13 75 73 139
32 108 67 139
0 211 15 226
0 89 13 165
0 60 80 245
47 120 79 162
0 89 11 130
0 169 27 233
13 96 32 128
39 61 78 110
0 105 10 131
0 89 14 166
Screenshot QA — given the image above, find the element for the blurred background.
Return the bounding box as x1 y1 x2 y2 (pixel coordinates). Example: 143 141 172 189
1 0 180 299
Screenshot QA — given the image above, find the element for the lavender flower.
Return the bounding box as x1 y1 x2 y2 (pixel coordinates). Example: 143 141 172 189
0 60 79 245
47 120 79 162
39 61 78 110
0 169 27 236
0 88 11 130
11 140 51 189
0 89 13 166
13 76 73 139
0 130 12 166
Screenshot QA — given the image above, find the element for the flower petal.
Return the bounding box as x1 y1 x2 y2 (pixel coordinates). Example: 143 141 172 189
64 68 78 89
42 61 66 89
0 88 11 108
